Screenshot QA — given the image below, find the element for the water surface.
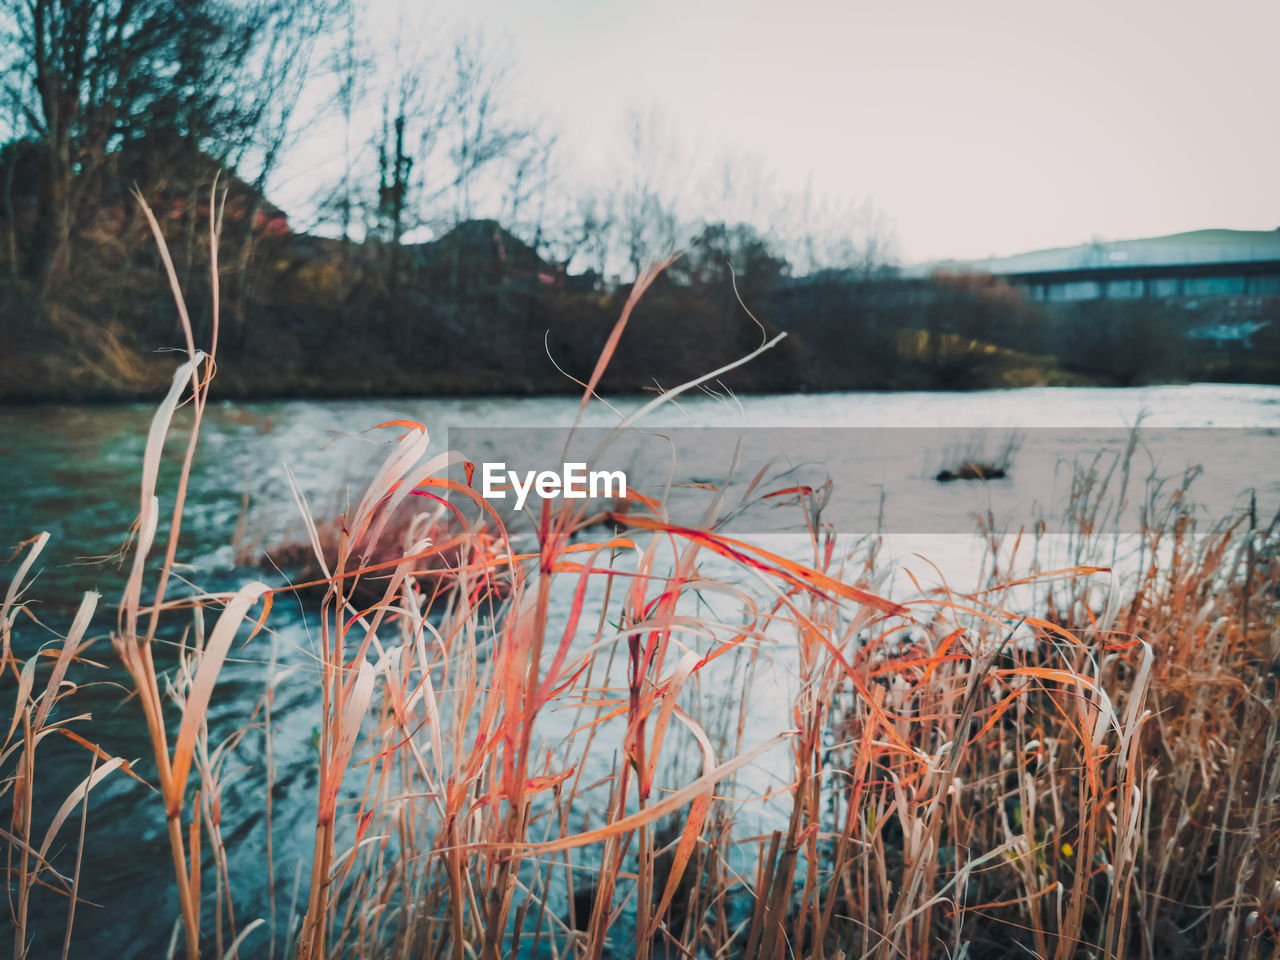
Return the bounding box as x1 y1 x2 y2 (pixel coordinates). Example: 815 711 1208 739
2 383 1277 957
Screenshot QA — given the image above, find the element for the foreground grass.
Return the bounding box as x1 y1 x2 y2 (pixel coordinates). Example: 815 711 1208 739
3 216 1279 960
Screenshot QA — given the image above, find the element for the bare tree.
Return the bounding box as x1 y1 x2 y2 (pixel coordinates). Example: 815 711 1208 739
445 32 531 225
346 21 542 299
329 0 370 245
503 133 558 244
0 0 337 292
703 149 775 232
618 107 683 281
365 20 451 286
0 0 182 283
775 179 896 277
574 191 617 281
378 94 414 248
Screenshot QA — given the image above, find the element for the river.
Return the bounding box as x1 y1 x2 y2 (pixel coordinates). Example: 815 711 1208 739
2 383 1277 957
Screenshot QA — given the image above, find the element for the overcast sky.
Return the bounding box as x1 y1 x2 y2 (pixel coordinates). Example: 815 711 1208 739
414 0 1276 264
281 0 1278 264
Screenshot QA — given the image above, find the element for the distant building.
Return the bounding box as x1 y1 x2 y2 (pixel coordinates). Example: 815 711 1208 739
410 219 544 292
411 219 598 294
904 229 1280 346
110 136 289 237
0 133 288 281
904 229 1280 303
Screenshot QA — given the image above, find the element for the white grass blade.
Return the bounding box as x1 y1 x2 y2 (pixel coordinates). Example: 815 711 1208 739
34 591 99 730
2 531 49 630
220 918 265 960
38 757 125 861
332 658 375 777
284 463 330 580
7 656 37 743
171 581 270 803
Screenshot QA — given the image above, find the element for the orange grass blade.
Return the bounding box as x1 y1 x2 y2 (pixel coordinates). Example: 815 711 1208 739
54 729 148 786
643 651 699 791
611 515 907 617
577 257 677 412
494 733 788 854
651 791 712 935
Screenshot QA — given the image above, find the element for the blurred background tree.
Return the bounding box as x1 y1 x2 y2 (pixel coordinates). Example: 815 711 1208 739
0 0 334 288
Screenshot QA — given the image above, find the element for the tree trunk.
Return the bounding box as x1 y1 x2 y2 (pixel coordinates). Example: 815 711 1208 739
32 136 72 290
2 152 18 283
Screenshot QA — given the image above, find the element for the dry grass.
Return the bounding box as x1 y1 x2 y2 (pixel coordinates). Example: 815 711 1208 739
3 201 1279 960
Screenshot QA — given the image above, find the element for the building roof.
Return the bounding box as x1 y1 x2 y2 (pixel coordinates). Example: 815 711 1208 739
903 228 1280 278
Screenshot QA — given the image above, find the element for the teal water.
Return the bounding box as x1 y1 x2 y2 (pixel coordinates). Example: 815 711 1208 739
1 383 1276 958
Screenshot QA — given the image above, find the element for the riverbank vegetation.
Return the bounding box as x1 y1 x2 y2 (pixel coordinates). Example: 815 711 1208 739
3 1 1279 403
3 218 1278 960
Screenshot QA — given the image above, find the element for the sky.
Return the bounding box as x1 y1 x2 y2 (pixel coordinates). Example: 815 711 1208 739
292 0 1280 266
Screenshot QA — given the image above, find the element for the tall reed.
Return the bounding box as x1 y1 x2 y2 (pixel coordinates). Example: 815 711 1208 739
2 197 1277 960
